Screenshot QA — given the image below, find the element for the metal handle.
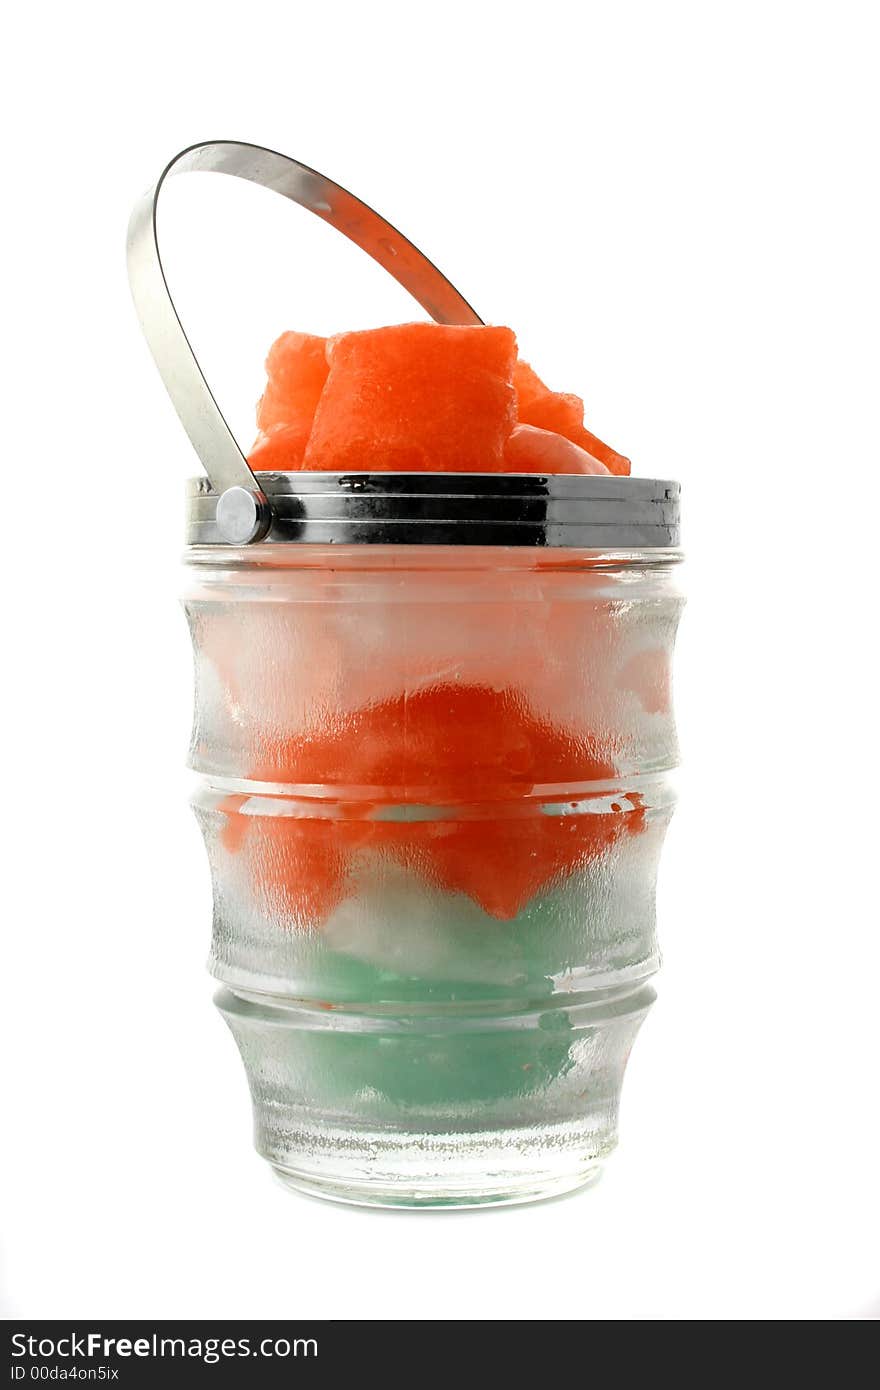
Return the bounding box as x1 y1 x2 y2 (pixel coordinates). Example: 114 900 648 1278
126 140 483 542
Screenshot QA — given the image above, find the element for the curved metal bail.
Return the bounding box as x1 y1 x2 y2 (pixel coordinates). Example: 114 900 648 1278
126 140 483 542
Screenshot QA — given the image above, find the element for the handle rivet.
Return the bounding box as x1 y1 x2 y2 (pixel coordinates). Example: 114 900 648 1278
216 487 273 545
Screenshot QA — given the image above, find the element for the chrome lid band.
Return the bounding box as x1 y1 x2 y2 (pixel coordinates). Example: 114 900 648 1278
185 472 681 548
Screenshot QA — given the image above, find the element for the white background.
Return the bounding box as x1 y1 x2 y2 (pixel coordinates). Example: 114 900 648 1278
2 1 878 1321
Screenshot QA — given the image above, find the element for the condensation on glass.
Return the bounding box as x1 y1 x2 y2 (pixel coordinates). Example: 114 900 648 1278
185 541 684 1207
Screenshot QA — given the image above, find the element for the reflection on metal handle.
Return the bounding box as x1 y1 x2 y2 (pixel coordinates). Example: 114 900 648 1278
126 140 482 541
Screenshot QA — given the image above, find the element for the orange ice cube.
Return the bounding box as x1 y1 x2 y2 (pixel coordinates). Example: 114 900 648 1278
226 684 644 922
303 323 517 472
504 423 610 475
255 331 329 435
248 420 312 472
249 683 602 797
410 804 644 921
514 361 630 476
219 794 362 927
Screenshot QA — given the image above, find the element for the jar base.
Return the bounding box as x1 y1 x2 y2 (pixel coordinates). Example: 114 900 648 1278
269 1159 603 1209
257 1117 613 1209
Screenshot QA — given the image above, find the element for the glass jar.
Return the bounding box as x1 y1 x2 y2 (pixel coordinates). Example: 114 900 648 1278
184 539 683 1207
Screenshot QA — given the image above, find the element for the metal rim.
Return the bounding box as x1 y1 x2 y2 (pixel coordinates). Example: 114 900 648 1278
185 471 681 548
